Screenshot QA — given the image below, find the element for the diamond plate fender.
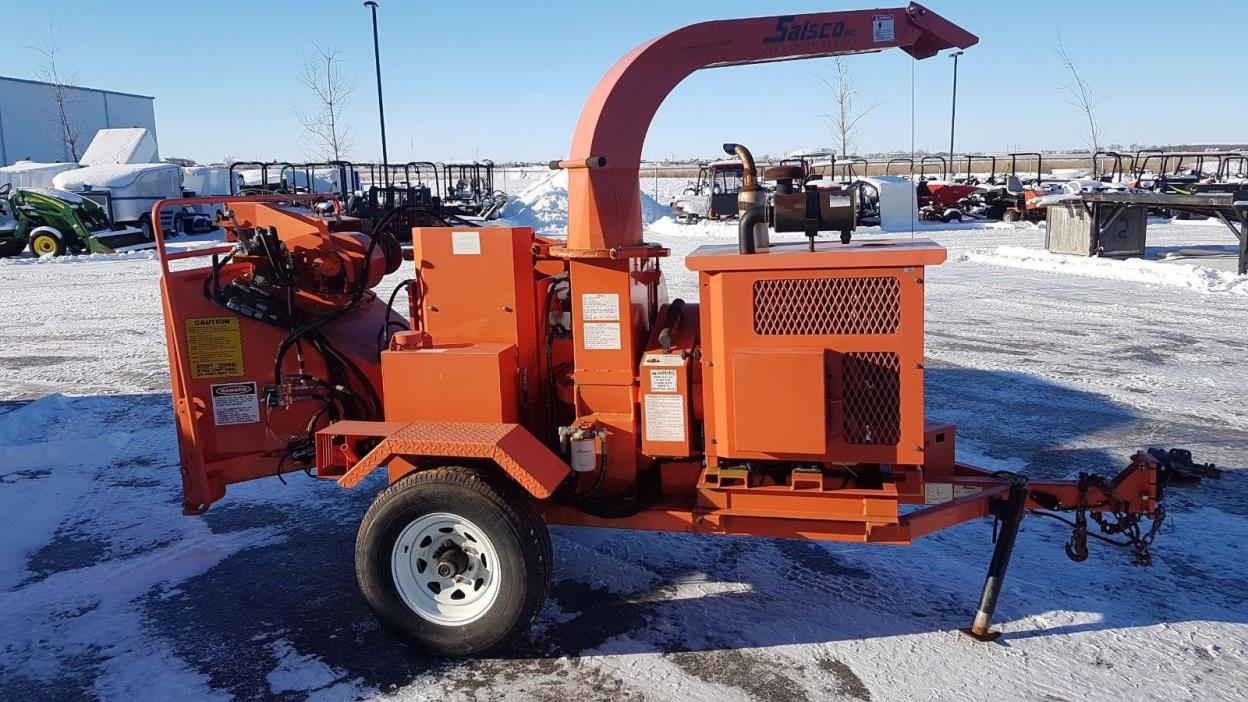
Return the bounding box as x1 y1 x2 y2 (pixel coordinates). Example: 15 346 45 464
317 420 571 499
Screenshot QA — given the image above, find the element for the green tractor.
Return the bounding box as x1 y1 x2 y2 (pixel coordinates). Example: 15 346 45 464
0 183 150 257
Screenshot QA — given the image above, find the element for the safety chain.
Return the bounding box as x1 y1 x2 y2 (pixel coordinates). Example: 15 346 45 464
1091 501 1166 567
1036 472 1166 567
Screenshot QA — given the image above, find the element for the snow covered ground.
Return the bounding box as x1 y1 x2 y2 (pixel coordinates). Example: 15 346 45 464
1 208 1246 701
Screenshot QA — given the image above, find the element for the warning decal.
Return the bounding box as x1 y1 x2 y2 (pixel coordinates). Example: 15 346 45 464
649 368 678 393
644 394 686 443
185 317 245 379
210 382 260 426
872 14 895 42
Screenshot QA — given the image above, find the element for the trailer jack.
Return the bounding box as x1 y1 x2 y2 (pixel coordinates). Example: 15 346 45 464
962 477 1028 642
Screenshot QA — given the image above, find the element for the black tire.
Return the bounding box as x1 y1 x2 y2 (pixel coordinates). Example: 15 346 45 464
29 230 65 256
1002 209 1021 223
356 466 551 656
138 214 154 242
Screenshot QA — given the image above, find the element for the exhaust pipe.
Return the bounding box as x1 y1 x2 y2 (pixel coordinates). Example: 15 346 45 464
738 204 768 255
723 143 765 216
725 143 769 254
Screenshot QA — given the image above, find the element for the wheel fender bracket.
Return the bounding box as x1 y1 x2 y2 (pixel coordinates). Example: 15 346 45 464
317 420 571 499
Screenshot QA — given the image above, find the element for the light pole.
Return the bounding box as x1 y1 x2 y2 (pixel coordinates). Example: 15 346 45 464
364 1 389 187
948 50 964 179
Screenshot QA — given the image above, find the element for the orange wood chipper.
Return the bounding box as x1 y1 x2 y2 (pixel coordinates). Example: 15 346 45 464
155 5 1218 656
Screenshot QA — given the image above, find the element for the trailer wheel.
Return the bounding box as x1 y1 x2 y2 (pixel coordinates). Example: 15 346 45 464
1002 209 1021 223
138 215 154 242
29 229 65 256
356 466 551 656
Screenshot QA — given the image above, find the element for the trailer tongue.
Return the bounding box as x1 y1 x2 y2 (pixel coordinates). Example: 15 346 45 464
156 4 1217 656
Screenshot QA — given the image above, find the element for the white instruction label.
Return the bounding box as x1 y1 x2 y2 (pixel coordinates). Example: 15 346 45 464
211 382 260 426
582 322 621 350
581 293 620 321
452 231 481 255
872 14 895 42
643 352 685 367
644 394 686 443
649 368 678 393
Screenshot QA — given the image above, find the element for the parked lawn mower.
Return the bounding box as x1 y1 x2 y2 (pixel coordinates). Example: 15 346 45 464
981 155 1061 222
835 157 869 184
916 180 978 222
441 160 508 218
0 183 148 257
347 161 472 238
956 155 999 186
157 5 1216 658
984 176 1059 222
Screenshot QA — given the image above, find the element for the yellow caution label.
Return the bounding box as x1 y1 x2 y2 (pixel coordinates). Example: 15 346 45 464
185 317 245 379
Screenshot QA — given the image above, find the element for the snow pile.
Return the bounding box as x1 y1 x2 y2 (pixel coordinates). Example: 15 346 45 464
499 169 668 236
647 216 738 240
0 161 81 188
78 128 159 166
961 245 1248 295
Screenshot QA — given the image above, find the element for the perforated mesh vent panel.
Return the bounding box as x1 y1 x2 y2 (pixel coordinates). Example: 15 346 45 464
842 352 901 445
752 277 900 335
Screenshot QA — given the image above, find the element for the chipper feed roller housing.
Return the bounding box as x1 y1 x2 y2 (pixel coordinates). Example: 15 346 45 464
156 4 1218 655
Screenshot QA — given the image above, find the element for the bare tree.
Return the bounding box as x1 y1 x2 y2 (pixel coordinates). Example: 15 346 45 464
818 56 881 158
32 30 82 161
294 42 355 161
1055 38 1102 153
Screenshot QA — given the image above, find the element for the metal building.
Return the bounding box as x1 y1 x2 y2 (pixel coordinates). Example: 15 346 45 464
0 75 157 166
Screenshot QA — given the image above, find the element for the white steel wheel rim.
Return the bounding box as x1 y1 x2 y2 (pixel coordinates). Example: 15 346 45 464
391 512 502 625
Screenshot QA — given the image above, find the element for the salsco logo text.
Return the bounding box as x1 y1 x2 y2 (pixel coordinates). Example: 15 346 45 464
763 16 846 44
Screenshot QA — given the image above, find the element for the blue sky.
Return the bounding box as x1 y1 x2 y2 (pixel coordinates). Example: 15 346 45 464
4 1 1243 163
